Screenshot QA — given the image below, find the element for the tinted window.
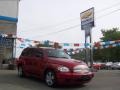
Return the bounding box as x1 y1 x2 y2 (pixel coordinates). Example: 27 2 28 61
21 49 29 56
21 48 34 57
34 50 43 58
47 49 71 59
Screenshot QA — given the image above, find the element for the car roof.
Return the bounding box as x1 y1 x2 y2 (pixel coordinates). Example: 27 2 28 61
23 47 60 51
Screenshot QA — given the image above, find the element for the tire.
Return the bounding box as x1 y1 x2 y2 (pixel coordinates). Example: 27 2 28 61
18 66 24 77
45 70 57 87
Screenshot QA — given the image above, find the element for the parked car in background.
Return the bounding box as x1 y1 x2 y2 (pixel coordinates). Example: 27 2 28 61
105 62 113 70
111 62 120 70
93 62 106 70
17 47 94 87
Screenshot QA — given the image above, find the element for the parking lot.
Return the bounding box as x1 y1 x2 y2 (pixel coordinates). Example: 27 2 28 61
0 70 120 90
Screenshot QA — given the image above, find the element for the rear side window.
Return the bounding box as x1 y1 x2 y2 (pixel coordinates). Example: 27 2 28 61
21 49 28 56
21 48 35 57
34 49 43 58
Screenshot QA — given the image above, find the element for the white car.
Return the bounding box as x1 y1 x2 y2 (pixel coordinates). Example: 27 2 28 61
105 62 113 69
111 62 120 70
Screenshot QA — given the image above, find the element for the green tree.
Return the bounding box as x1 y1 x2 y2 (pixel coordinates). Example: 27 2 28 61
101 28 120 41
93 28 120 62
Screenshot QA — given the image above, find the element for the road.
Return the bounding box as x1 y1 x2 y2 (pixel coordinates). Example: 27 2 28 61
0 70 120 90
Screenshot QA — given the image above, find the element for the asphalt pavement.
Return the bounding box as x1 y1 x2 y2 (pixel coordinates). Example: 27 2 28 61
0 70 120 90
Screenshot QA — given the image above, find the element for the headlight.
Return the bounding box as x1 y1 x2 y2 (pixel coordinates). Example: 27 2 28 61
58 66 70 72
73 65 90 73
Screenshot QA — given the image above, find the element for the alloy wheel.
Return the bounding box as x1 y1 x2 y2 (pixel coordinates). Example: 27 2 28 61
18 66 24 77
45 71 56 87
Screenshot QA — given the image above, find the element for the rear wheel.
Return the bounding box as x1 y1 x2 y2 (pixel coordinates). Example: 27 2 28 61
45 71 57 87
18 66 24 77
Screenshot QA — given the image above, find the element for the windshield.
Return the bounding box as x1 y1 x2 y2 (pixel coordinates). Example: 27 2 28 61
47 49 71 59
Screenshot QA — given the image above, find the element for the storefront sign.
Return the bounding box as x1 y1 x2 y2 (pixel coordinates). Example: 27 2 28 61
80 7 94 30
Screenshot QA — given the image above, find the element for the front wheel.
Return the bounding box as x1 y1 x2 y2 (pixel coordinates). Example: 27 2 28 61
45 71 57 87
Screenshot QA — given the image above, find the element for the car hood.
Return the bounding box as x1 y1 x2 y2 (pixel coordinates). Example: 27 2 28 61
47 57 87 68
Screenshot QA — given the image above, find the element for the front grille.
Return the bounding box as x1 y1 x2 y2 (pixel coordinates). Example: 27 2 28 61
77 76 91 81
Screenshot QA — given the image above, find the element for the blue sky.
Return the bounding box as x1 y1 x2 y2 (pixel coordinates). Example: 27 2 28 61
17 0 120 43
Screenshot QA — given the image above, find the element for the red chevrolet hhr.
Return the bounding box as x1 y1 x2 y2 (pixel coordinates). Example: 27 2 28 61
17 47 94 87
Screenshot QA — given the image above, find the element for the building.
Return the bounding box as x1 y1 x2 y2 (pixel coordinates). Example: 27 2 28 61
0 0 19 69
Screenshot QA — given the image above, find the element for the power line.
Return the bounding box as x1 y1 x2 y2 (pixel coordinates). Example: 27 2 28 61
30 8 120 38
97 8 120 19
31 24 80 38
19 1 120 33
96 2 120 13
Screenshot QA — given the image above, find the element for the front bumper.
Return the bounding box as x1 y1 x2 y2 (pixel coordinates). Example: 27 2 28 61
56 72 94 85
